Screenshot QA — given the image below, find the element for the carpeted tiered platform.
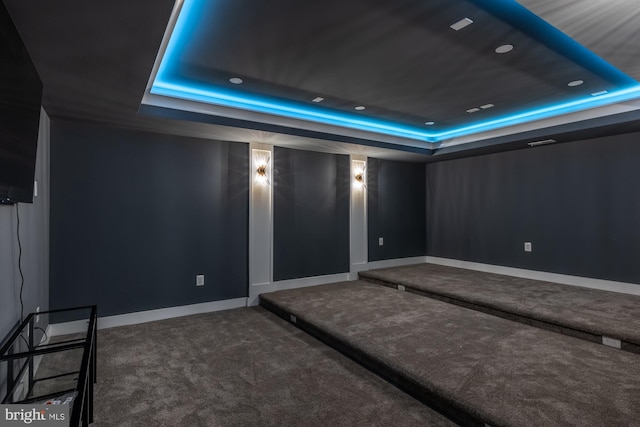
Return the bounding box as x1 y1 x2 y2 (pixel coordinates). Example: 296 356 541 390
260 281 640 427
359 263 640 353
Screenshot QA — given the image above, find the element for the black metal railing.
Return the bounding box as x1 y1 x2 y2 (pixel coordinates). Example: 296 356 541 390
0 305 97 426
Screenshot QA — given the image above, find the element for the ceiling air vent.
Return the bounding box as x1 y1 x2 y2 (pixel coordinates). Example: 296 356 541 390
527 139 556 147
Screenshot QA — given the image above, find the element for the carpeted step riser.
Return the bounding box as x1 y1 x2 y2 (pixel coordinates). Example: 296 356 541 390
358 272 639 354
261 281 640 426
259 295 489 427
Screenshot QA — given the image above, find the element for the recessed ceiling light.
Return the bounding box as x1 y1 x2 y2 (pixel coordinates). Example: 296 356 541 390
568 80 584 87
424 121 435 126
591 90 608 96
355 106 366 111
467 108 480 113
495 44 514 54
312 97 324 103
480 104 494 109
450 18 473 31
229 77 243 84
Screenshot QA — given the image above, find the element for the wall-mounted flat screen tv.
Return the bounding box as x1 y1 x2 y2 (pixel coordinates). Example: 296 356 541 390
0 1 43 204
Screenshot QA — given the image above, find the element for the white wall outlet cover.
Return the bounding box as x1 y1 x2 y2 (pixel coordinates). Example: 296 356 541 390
524 242 532 252
602 336 622 349
379 237 384 246
196 274 205 286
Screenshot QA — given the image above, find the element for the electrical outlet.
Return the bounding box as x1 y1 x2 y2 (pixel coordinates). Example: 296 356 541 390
602 336 621 349
196 274 205 287
36 306 40 323
524 242 532 252
378 237 384 246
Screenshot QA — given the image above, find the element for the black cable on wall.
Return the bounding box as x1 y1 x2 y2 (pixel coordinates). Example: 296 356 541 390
16 203 25 323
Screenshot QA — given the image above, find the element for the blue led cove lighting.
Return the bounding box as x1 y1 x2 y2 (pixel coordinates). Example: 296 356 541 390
151 80 439 141
151 0 640 144
436 85 640 140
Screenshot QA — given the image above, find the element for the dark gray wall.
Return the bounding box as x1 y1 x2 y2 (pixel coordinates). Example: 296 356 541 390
0 109 49 343
273 147 350 280
427 132 640 284
368 158 426 261
50 120 249 317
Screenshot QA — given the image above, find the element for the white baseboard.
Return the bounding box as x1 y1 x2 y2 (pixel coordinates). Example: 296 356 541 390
49 298 248 335
349 257 430 280
248 272 350 306
49 320 90 337
366 256 429 271
349 262 369 280
248 258 431 305
426 257 640 296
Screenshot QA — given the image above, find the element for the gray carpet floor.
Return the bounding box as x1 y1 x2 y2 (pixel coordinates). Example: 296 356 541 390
360 263 640 350
261 281 640 427
90 306 454 426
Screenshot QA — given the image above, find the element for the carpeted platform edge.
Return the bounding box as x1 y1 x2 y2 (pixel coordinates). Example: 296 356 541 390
359 272 640 355
259 293 493 427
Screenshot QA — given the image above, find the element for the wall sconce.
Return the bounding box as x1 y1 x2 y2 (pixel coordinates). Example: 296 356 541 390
352 160 366 189
256 162 269 185
253 149 271 186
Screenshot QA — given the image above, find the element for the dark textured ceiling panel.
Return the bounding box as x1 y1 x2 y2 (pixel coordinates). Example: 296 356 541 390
148 0 640 146
173 0 613 128
519 0 640 81
5 0 640 159
4 0 174 124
